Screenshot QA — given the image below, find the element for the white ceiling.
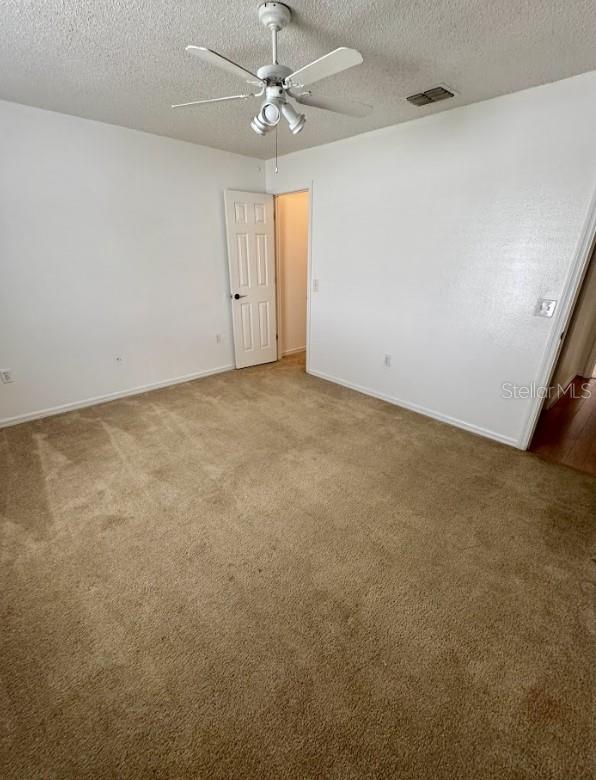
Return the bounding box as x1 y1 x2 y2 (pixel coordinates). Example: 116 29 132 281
2 1 596 159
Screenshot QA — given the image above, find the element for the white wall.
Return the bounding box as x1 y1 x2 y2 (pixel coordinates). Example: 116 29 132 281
266 71 596 446
0 100 264 425
548 243 596 404
276 192 309 355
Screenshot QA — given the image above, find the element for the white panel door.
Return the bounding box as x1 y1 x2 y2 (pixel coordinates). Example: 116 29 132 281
224 190 277 368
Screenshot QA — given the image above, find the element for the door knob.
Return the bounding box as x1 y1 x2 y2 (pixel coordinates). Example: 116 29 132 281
233 293 247 300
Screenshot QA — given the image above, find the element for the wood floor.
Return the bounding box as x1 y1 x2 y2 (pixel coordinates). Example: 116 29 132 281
530 376 596 477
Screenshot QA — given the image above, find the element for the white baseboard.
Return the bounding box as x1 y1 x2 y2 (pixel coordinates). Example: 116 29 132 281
282 346 306 356
0 364 235 429
2 362 518 448
308 368 519 448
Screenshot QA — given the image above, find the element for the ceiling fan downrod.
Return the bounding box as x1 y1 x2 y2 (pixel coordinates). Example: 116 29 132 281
257 2 291 64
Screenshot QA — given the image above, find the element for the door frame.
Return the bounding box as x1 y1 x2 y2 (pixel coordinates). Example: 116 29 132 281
519 186 596 449
271 183 314 372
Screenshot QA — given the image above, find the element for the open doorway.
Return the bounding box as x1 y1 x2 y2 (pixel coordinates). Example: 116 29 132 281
530 243 596 476
274 191 310 371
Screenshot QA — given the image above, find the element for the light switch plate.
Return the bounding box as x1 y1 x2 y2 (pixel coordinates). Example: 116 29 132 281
535 298 557 318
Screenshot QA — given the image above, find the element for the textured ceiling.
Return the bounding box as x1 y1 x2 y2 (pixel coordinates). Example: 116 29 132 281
1 0 596 159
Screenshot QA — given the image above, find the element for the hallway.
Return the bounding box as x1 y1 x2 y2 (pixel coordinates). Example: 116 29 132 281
530 376 596 477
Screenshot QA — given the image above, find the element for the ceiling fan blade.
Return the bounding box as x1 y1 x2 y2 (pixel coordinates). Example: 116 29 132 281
185 46 262 85
294 92 372 117
284 47 363 88
171 94 256 109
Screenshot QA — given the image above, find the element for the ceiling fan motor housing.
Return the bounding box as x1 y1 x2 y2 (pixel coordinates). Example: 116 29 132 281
256 64 292 83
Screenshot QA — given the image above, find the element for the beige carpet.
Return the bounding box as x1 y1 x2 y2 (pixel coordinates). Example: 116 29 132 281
0 353 594 779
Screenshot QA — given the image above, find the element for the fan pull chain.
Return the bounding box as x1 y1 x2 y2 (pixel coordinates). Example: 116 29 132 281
274 126 279 174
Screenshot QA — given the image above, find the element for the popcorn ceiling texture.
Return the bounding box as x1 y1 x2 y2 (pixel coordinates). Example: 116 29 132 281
1 0 596 158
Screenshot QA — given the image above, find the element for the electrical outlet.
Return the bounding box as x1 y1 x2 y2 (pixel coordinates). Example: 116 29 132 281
216 334 223 344
535 298 557 318
384 354 392 368
115 356 124 364
312 278 320 293
0 369 14 384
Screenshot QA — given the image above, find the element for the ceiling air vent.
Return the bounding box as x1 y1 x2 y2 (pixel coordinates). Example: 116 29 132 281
406 86 455 107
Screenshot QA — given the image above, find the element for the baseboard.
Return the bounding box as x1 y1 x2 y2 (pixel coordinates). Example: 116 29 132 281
2 362 519 446
0 364 235 429
282 346 306 356
308 368 519 448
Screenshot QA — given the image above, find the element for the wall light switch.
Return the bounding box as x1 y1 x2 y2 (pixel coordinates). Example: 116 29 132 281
384 354 392 368
535 298 557 318
0 369 14 384
312 279 320 293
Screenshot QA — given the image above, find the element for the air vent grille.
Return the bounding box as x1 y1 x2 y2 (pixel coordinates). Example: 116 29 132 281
407 86 455 107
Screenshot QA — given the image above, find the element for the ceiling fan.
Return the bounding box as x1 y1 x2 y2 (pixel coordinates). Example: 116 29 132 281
172 1 372 137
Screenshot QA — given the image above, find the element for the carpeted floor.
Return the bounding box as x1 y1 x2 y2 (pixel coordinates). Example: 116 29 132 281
0 353 594 779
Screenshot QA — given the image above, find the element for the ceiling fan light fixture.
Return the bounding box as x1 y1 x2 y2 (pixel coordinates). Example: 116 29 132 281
262 102 281 126
250 99 282 135
281 101 306 134
250 114 269 135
